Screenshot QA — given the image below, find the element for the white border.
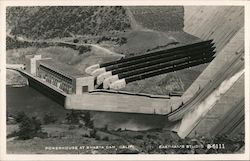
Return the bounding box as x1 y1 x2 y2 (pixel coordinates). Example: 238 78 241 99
0 0 249 160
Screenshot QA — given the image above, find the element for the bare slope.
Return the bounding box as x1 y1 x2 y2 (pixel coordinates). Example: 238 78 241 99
128 6 184 32
116 30 200 55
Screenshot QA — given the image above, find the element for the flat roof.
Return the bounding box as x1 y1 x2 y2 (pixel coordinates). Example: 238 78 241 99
38 59 89 79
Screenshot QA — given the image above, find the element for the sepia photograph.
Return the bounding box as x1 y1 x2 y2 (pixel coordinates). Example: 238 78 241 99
0 0 249 160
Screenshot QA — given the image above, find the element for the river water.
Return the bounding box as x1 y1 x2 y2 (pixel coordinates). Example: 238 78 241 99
7 86 172 130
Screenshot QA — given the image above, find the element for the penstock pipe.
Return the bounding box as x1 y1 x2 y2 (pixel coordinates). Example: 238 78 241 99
117 51 216 79
105 42 214 71
125 56 215 83
111 47 215 75
101 40 214 68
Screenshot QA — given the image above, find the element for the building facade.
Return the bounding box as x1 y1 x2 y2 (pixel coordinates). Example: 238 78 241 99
25 55 94 95
25 55 42 75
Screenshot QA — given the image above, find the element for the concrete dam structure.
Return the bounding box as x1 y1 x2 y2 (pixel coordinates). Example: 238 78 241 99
167 6 245 138
8 6 245 140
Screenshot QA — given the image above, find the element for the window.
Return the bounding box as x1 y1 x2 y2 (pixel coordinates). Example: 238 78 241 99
82 86 88 93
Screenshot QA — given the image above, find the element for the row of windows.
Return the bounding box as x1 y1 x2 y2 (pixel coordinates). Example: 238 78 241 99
38 65 73 84
37 70 73 94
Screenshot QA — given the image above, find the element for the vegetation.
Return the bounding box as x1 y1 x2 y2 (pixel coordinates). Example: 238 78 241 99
78 46 91 55
96 36 127 45
129 6 184 31
102 136 109 141
9 112 47 140
43 112 57 124
89 129 97 138
134 135 144 139
7 6 131 39
65 110 94 128
6 110 244 153
6 6 244 154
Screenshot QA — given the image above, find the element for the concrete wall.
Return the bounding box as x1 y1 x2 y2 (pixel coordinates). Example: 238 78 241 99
6 64 25 70
19 70 66 106
25 56 31 74
65 91 174 115
172 27 244 109
187 74 244 137
30 58 37 75
184 6 244 52
75 76 95 94
25 55 42 75
20 69 178 115
170 7 245 138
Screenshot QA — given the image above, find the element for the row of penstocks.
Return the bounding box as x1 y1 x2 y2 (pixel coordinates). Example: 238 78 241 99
85 40 216 90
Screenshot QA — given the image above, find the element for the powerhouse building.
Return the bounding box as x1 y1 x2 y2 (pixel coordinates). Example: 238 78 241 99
25 55 94 95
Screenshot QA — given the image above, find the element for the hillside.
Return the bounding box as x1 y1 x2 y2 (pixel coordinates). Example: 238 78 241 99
7 6 185 39
5 6 246 155
6 6 202 95
128 6 184 31
7 6 131 39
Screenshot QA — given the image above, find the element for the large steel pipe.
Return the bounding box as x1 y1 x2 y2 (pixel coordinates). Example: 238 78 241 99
117 52 215 79
104 43 214 71
126 57 214 83
86 40 214 75
100 40 213 67
109 57 214 90
112 47 215 75
103 52 215 88
96 47 215 85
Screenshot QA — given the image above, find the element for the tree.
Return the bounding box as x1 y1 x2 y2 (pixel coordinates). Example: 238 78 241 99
82 111 90 125
87 120 94 129
73 39 79 43
43 113 57 124
15 111 28 123
119 37 127 45
65 110 94 128
89 128 97 138
103 124 109 131
82 111 94 128
15 114 44 140
65 110 80 124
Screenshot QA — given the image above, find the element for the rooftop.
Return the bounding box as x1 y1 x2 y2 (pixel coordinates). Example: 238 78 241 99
38 59 89 79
